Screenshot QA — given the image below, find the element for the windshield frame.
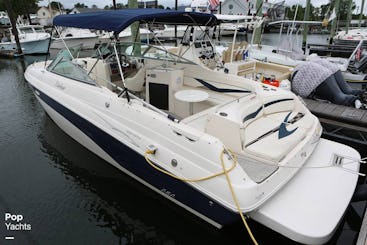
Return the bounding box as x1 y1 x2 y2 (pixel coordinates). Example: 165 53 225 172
95 41 196 65
47 50 97 86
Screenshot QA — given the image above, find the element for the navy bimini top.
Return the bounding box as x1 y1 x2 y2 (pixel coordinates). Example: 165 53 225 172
53 8 218 35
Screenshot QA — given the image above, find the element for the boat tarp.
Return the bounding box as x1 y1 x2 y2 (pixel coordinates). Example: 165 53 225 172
53 9 218 34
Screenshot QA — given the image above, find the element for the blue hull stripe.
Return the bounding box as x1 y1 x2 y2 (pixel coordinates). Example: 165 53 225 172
195 78 251 93
243 98 294 123
32 86 239 226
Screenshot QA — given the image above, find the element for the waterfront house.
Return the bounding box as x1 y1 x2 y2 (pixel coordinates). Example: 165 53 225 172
37 6 61 26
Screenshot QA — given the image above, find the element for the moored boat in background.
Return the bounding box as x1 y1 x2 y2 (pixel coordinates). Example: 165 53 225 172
0 11 10 25
0 24 50 54
50 27 98 50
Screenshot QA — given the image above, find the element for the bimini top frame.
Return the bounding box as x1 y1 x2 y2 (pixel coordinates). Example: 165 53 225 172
51 9 219 121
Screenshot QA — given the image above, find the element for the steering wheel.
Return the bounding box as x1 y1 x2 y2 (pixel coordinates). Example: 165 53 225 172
196 41 214 59
105 53 130 68
201 47 214 59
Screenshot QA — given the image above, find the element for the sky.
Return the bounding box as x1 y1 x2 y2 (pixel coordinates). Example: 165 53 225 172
38 0 367 14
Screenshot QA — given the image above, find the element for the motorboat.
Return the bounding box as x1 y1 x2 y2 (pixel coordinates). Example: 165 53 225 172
98 27 154 44
246 20 367 89
0 11 10 25
51 27 99 50
247 43 367 89
332 28 367 62
154 24 187 40
24 9 363 245
215 14 261 36
248 42 367 90
0 24 50 54
334 28 367 43
153 15 260 41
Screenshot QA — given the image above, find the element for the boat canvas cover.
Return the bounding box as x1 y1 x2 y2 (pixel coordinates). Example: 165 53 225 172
53 9 218 34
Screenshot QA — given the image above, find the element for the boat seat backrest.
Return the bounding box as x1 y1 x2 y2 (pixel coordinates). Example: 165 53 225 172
205 93 300 159
83 58 113 90
241 95 295 128
241 99 265 128
124 67 146 92
262 96 295 115
240 97 302 162
241 111 302 162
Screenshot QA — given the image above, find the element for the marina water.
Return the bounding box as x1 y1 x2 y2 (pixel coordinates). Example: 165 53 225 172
0 33 366 244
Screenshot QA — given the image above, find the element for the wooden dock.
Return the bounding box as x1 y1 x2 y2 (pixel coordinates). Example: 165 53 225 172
307 40 367 58
303 98 367 146
0 49 24 58
0 50 16 58
307 43 359 58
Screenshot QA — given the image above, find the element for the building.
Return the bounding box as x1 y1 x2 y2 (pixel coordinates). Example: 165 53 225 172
265 1 286 22
138 1 158 8
37 6 61 19
220 0 285 19
37 6 61 26
69 7 103 14
221 0 250 15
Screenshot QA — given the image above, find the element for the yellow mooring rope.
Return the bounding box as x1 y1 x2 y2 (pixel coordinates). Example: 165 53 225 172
144 149 259 245
220 150 259 245
144 149 237 182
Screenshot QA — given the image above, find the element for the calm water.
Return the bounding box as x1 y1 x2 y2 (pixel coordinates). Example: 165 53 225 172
0 34 366 245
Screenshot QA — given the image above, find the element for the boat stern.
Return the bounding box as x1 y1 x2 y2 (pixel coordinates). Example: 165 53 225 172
250 138 361 244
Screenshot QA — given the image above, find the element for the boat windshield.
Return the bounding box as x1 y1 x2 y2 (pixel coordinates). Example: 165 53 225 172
33 27 45 33
19 27 34 34
94 42 195 65
47 48 96 85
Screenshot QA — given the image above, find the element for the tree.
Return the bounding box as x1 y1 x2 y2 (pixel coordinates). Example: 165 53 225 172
74 3 88 8
319 3 330 19
286 4 305 20
285 1 357 21
0 0 39 24
3 0 39 16
338 0 356 20
316 0 356 21
50 1 63 10
0 0 6 10
116 3 126 9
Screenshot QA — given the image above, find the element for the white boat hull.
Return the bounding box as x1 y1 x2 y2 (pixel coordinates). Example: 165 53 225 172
36 93 225 228
99 29 154 44
51 36 99 50
24 36 362 245
155 28 186 39
0 37 50 54
0 17 10 25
